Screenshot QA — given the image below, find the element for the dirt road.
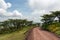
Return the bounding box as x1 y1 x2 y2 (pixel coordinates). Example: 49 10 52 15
25 27 60 40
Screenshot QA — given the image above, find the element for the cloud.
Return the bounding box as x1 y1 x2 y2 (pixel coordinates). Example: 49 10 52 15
0 0 12 9
12 10 23 17
31 10 51 16
0 0 23 21
28 0 60 14
28 15 42 23
2 10 23 17
7 3 12 8
0 9 23 21
27 0 60 22
1 0 60 22
28 0 60 10
0 8 6 14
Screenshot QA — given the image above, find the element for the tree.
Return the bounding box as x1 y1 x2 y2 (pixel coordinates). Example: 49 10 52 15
41 14 54 24
51 11 60 22
41 13 55 30
41 14 50 29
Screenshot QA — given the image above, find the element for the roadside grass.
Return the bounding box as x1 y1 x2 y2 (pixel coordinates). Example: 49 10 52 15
47 23 60 36
0 26 33 40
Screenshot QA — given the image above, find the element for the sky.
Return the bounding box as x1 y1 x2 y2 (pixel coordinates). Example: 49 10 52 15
0 0 60 23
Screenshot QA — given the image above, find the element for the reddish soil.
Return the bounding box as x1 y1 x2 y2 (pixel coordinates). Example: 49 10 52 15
25 27 60 40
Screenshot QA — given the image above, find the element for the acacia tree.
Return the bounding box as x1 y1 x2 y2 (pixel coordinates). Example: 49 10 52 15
0 19 34 34
41 14 50 29
41 13 55 30
42 14 54 24
51 11 60 22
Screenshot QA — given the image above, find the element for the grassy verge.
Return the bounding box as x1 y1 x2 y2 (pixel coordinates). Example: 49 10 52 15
47 23 60 36
0 26 34 40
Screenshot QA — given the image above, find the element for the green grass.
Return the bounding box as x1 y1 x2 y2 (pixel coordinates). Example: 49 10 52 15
0 26 33 40
47 23 60 36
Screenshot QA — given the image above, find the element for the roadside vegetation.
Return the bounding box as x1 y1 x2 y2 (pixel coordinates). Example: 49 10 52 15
0 19 40 40
0 11 60 40
0 19 37 34
0 26 34 40
41 11 60 36
48 22 60 35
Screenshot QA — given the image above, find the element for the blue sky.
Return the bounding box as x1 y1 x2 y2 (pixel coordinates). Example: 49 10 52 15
0 0 60 23
5 0 32 15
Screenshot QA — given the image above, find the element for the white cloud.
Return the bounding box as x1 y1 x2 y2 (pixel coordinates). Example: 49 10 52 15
1 0 60 22
7 3 12 8
0 9 23 21
28 0 60 10
0 8 6 14
31 10 51 16
28 0 60 13
12 10 23 17
2 10 23 17
0 0 12 9
0 0 23 21
27 0 60 22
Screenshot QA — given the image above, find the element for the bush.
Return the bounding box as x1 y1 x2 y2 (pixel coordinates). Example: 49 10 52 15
47 23 60 35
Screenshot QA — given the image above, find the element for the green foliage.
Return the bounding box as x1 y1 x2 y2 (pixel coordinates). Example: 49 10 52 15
55 31 60 35
47 23 60 35
0 19 34 34
41 11 60 36
0 26 33 40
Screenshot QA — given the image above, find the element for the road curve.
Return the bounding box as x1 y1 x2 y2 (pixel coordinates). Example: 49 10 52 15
25 27 60 40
